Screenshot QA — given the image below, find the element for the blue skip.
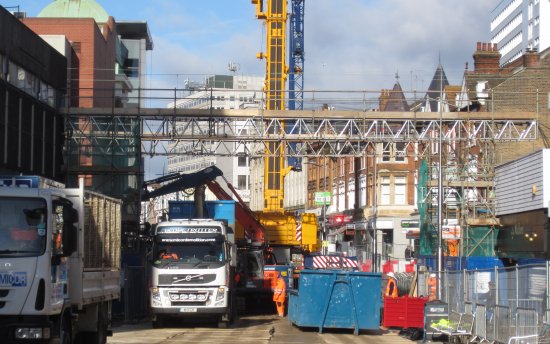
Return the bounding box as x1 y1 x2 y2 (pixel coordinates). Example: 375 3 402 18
288 270 382 335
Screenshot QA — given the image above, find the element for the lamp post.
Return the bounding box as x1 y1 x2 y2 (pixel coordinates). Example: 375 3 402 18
372 154 378 272
303 158 328 253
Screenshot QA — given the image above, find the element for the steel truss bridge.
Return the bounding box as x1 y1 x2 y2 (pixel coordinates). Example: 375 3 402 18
62 108 538 158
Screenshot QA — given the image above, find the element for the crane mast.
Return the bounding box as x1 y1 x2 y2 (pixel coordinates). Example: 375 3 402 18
253 0 290 213
288 0 304 111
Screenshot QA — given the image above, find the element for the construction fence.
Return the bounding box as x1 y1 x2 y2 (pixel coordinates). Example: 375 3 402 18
417 262 550 343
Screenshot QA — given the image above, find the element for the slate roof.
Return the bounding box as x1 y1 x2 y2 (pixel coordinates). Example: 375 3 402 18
424 64 450 111
380 81 410 112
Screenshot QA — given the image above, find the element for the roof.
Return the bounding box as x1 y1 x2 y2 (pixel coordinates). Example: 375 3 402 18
424 64 450 111
117 21 154 50
380 81 410 112
38 0 109 23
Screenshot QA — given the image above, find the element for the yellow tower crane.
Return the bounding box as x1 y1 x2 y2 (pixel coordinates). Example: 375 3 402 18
252 0 290 213
252 0 318 252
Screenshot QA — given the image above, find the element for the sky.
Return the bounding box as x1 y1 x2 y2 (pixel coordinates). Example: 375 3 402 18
7 0 499 92
4 0 500 178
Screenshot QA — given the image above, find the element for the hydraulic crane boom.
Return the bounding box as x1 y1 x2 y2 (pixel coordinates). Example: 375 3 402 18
142 166 265 245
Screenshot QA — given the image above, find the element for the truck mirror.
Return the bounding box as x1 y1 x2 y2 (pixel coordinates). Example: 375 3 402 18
64 207 78 224
62 223 77 257
230 245 237 268
143 222 152 236
51 255 61 266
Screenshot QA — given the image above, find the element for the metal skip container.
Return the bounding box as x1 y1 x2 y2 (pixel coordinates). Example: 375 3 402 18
288 270 382 335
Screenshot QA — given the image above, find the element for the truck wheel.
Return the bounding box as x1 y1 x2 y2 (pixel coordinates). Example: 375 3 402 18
60 315 72 344
82 303 108 344
152 315 164 329
217 319 228 328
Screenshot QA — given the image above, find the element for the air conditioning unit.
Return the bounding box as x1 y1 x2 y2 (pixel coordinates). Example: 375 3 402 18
12 11 26 19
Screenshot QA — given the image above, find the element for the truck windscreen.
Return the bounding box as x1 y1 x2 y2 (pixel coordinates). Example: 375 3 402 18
0 197 47 257
153 240 225 268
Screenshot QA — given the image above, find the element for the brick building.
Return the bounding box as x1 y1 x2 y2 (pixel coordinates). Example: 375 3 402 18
305 78 419 268
19 0 154 240
22 11 117 108
460 42 550 164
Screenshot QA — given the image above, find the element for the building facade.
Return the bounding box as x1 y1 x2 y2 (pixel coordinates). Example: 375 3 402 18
160 74 263 220
491 0 550 65
20 0 154 238
0 6 66 181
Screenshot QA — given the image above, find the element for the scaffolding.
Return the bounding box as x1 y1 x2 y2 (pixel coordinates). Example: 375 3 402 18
419 121 501 259
60 89 540 250
64 114 142 239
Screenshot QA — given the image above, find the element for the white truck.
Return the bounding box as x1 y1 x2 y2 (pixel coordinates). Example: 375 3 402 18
149 218 236 328
0 176 121 344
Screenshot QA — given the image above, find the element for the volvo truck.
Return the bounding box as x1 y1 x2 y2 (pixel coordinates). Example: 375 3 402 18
149 216 237 328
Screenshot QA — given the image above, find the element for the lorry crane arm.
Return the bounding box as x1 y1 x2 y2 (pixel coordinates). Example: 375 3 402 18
142 166 265 246
141 166 223 201
206 179 265 245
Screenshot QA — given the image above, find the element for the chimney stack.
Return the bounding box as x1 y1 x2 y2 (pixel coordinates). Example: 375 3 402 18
473 42 501 74
523 48 540 68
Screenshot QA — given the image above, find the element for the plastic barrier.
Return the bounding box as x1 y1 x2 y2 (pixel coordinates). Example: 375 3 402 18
288 270 381 335
383 296 428 329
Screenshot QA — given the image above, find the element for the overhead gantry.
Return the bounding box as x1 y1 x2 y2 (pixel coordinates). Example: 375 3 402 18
61 107 538 158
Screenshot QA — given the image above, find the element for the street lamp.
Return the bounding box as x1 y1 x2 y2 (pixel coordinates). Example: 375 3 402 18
303 158 328 253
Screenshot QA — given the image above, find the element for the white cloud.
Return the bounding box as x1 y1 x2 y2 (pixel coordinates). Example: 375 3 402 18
304 0 498 92
145 0 499 104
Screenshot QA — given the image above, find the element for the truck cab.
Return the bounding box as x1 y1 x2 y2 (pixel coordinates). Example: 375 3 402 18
149 219 236 328
0 176 121 344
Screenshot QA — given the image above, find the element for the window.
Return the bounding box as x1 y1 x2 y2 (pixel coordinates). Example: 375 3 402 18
238 156 247 167
382 143 391 162
382 143 406 162
124 58 139 78
380 177 391 205
238 175 248 189
394 176 406 205
395 142 406 162
8 61 17 85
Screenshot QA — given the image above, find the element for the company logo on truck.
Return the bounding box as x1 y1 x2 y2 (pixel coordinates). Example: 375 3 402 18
0 272 27 287
160 238 217 243
158 227 222 234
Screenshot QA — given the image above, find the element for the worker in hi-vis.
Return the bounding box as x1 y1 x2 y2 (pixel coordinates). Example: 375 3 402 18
385 272 398 298
273 272 287 317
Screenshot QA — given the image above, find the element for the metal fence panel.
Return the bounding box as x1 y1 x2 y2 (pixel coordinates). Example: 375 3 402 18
515 308 539 339
418 263 548 343
494 305 511 344
474 303 487 340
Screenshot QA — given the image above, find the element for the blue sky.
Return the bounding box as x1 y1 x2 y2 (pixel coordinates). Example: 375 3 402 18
7 0 499 91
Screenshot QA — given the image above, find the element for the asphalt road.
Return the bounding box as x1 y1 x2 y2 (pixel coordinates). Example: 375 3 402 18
108 315 419 344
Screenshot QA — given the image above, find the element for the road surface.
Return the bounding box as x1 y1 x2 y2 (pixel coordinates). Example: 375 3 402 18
108 315 418 344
